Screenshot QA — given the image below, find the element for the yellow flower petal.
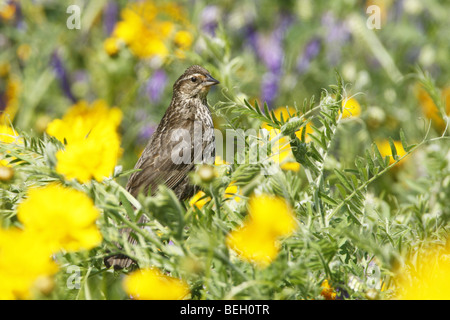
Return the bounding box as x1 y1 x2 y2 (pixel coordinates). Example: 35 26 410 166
226 222 280 268
341 97 361 119
123 267 190 300
248 194 297 237
17 184 102 252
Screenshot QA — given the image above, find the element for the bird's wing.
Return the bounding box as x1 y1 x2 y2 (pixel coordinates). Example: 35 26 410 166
125 118 205 198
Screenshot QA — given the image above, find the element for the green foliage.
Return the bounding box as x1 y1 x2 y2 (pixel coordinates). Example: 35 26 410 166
1 0 450 300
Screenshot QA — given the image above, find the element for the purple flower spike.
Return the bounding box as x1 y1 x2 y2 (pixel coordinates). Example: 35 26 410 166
201 5 220 36
50 51 76 103
321 12 351 66
297 37 322 74
146 69 168 104
138 124 156 143
260 72 281 107
103 0 118 36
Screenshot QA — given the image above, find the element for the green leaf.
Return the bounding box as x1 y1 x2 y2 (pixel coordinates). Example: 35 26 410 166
388 137 398 161
372 143 386 168
119 192 136 222
334 169 353 191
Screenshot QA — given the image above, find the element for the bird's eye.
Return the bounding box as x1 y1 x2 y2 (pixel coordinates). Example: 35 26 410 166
190 76 197 83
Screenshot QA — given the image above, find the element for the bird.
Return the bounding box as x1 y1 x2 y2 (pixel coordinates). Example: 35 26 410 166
104 65 219 269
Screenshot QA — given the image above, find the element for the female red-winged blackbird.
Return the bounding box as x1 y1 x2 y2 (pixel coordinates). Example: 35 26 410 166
105 65 219 269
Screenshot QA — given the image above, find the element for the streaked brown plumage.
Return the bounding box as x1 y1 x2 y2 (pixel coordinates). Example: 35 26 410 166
104 65 219 269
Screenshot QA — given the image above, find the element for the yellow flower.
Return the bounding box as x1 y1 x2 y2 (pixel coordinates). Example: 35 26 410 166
111 1 192 60
0 3 16 20
174 30 193 49
248 194 297 237
123 267 190 300
17 184 102 252
0 124 19 144
0 228 58 300
375 139 407 166
262 106 313 172
17 44 32 61
46 99 122 145
320 280 337 300
226 194 297 268
416 84 450 134
174 30 193 58
103 37 120 56
55 132 121 183
46 100 122 183
341 97 361 119
226 223 280 268
214 156 229 166
225 183 241 203
0 75 20 124
189 190 211 209
0 159 13 181
393 245 450 299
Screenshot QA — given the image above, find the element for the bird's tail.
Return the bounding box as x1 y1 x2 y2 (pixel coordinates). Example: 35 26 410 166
104 215 148 270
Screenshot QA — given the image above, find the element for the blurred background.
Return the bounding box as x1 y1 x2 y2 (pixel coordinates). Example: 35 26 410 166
1 0 449 189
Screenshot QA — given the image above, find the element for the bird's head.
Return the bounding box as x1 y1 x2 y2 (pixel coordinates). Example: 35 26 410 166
173 65 220 100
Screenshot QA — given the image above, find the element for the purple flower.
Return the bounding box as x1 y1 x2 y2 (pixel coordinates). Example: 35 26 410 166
50 51 76 103
201 5 221 35
321 12 351 66
254 13 294 107
145 69 168 104
244 24 258 52
138 124 156 142
9 1 25 30
297 37 322 74
260 72 281 107
103 0 118 35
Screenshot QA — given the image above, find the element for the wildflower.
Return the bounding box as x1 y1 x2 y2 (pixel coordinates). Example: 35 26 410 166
145 69 168 103
16 184 102 252
46 100 122 183
200 5 220 35
321 280 337 300
247 194 297 237
0 228 58 300
123 267 190 300
0 2 16 20
103 37 120 56
321 12 351 66
375 139 407 166
0 75 20 123
341 97 361 119
262 106 313 172
189 191 210 209
174 30 193 58
415 84 450 133
225 183 241 203
255 14 294 106
226 223 280 268
0 124 20 144
110 1 192 60
16 44 31 61
214 155 229 166
226 194 297 267
46 100 122 145
103 0 118 35
393 245 450 299
0 159 13 181
197 164 216 183
55 133 121 183
297 37 322 74
50 51 76 103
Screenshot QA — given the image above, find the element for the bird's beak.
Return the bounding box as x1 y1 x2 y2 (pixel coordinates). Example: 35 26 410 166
203 74 220 87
